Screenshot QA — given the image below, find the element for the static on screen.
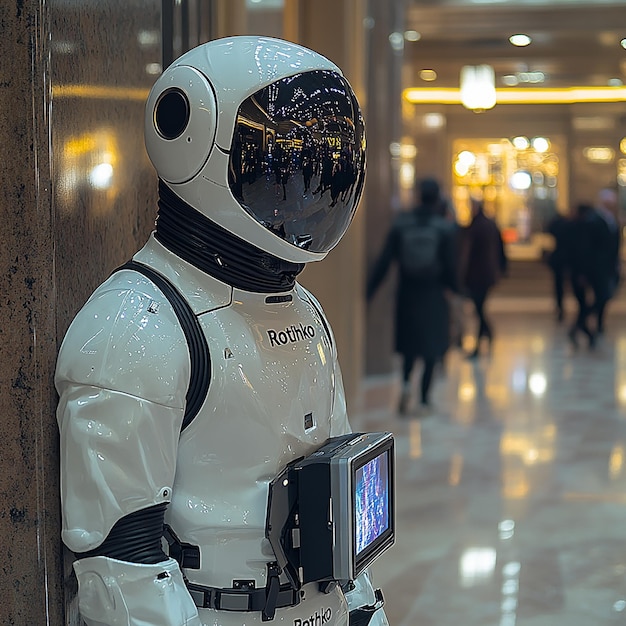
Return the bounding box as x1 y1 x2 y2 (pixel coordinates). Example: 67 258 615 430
354 451 389 555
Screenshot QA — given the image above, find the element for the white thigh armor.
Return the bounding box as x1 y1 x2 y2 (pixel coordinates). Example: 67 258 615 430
56 237 382 626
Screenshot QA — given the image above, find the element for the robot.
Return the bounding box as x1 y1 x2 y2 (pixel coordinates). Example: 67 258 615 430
55 36 388 626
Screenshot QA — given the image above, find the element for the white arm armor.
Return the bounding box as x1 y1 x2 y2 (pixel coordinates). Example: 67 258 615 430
56 273 199 625
73 556 200 626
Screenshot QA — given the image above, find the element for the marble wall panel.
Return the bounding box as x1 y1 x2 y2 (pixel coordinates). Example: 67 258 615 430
0 3 62 624
52 3 162 623
0 1 161 624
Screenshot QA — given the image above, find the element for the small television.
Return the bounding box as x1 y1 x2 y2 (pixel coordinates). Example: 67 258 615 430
266 431 395 587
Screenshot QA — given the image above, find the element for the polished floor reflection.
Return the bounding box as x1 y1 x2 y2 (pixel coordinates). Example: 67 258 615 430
355 299 626 626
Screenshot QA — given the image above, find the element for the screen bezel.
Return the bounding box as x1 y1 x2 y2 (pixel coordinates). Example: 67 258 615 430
351 437 395 578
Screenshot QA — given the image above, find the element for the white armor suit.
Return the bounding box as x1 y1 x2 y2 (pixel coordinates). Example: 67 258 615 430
56 36 389 626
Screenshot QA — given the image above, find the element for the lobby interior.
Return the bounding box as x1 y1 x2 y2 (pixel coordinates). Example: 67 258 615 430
3 1 626 624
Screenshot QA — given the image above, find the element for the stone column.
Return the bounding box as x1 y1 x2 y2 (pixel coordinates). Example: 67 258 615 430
0 2 161 624
362 0 406 377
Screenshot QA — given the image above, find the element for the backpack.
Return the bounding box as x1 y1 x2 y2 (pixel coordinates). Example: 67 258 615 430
398 218 442 280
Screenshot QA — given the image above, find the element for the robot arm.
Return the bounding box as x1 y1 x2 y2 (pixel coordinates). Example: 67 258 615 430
56 278 201 626
71 555 199 626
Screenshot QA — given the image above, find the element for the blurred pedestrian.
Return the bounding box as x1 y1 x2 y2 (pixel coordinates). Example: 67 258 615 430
545 211 572 322
367 178 458 415
593 188 621 333
460 197 507 359
566 202 612 348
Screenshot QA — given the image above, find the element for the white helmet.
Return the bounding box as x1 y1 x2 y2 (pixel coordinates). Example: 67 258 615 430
144 36 366 264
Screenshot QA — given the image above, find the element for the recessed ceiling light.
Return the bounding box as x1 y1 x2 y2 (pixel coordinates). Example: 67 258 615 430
621 38 626 49
419 69 437 82
509 34 532 47
512 136 530 150
404 30 421 42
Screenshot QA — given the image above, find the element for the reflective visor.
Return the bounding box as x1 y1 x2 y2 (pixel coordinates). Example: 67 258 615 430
228 70 366 254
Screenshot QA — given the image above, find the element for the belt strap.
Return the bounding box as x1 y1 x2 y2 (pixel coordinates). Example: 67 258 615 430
187 563 301 621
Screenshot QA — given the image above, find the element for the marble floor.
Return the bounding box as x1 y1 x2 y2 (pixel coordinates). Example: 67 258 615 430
354 297 626 626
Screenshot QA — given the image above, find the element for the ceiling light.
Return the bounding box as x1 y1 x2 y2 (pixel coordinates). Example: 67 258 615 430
404 30 421 42
512 136 530 150
422 113 445 129
509 34 532 47
502 75 519 86
532 137 550 153
609 78 623 86
403 86 626 105
621 38 626 49
419 69 437 81
510 171 532 191
584 147 615 163
460 65 496 111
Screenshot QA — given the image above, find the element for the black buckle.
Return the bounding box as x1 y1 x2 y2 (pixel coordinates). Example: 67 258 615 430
262 562 281 621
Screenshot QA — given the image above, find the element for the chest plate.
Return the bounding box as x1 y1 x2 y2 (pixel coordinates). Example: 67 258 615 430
167 286 340 588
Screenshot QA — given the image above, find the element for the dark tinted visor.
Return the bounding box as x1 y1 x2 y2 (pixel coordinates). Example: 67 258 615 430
228 70 366 254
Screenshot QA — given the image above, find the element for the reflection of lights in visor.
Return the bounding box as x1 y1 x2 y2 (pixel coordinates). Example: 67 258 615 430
228 70 366 254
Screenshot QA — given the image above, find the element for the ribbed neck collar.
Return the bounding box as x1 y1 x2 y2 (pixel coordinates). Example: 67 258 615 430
154 181 304 293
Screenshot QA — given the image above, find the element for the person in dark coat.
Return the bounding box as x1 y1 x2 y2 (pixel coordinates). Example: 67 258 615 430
545 211 572 322
460 198 507 359
566 202 611 348
367 178 458 414
593 188 621 333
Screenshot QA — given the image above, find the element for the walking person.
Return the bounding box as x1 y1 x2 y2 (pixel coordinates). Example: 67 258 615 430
566 202 611 349
593 188 621 333
367 178 458 415
545 211 572 322
460 197 507 359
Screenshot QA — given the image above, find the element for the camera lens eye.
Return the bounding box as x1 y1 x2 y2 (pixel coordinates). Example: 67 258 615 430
155 89 190 140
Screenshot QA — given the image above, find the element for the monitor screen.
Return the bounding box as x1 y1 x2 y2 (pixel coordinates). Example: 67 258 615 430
266 431 395 586
354 450 390 557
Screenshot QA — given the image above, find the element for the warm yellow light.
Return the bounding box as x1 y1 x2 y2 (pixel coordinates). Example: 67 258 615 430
403 86 626 105
399 162 415 189
512 136 530 150
400 143 418 159
620 138 626 154
405 30 421 42
584 146 615 163
422 113 445 129
53 84 150 101
532 137 550 153
460 64 496 110
419 69 437 82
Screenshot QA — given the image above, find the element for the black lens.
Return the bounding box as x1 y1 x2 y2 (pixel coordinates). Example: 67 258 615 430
228 71 366 254
155 88 190 140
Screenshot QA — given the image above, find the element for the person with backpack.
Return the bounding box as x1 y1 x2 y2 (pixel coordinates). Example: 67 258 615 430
367 177 459 415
